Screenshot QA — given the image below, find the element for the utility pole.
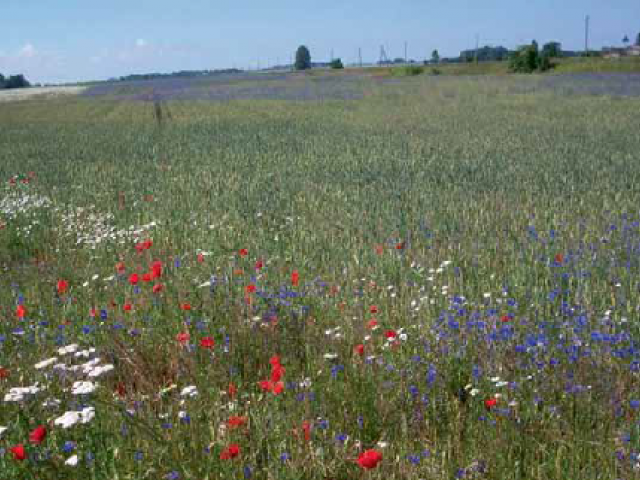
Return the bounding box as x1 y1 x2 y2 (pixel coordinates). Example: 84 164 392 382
358 47 362 67
585 15 590 54
404 41 408 63
330 48 334 61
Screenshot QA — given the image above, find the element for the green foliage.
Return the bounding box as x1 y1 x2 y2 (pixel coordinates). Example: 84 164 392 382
636 32 640 46
431 49 440 63
0 73 30 89
329 58 344 69
294 45 311 70
542 41 562 58
509 40 553 73
392 65 424 76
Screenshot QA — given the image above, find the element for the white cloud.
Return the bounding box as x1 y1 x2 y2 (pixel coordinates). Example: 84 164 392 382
18 43 37 58
135 38 147 48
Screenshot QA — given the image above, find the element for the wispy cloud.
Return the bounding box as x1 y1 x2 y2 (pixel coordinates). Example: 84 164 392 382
17 43 37 58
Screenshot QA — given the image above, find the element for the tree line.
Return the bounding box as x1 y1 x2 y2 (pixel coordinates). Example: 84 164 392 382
0 73 31 89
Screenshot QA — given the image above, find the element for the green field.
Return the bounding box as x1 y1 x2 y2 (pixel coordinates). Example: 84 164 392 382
1 73 640 479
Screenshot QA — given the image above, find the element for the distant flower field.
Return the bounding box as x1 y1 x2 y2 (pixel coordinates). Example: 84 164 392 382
0 72 640 479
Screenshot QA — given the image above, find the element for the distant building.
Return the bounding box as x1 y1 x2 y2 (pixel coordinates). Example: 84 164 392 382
459 46 510 62
602 45 640 58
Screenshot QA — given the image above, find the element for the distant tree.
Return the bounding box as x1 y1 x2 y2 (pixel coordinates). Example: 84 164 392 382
294 46 311 70
623 35 630 46
542 42 562 58
509 40 551 73
4 74 30 89
393 57 405 64
431 49 440 64
636 32 640 46
0 73 5 89
329 58 344 69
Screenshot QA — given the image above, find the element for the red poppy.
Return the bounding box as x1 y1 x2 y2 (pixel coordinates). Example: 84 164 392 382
57 279 69 295
357 449 382 469
395 242 405 250
176 332 190 344
226 416 248 429
180 303 192 311
200 337 215 349
152 284 164 294
367 319 378 329
291 270 299 287
197 253 205 263
245 284 256 294
151 261 163 278
354 344 365 356
555 253 564 264
500 315 511 323
228 382 237 398
485 398 498 410
16 305 26 318
269 356 281 366
375 244 384 255
142 272 153 283
255 260 263 270
258 380 284 395
128 273 139 285
0 367 10 379
302 421 312 442
369 305 378 314
239 249 248 257
116 262 126 273
29 425 47 444
115 382 126 398
270 365 285 383
135 240 153 252
220 443 240 460
10 444 26 461
123 303 133 312
384 330 397 339
90 308 97 317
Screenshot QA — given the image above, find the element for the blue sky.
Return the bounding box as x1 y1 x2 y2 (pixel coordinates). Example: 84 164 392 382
1 0 639 83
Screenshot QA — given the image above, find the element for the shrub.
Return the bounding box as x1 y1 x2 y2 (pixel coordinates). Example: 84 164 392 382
330 58 344 69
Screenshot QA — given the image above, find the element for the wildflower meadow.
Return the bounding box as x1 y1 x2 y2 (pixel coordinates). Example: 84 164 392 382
1 72 640 479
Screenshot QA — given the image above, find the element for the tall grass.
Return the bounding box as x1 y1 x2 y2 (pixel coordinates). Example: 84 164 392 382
0 75 639 479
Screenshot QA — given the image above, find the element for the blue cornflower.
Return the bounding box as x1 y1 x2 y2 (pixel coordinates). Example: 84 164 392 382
62 441 76 453
166 472 180 480
243 466 252 479
407 454 421 465
630 400 640 409
279 452 291 462
335 433 348 444
134 451 144 461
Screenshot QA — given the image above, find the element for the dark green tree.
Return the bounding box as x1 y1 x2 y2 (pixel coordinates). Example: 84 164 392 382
0 73 5 89
431 49 440 63
636 32 640 46
329 58 344 69
623 35 630 46
5 74 30 89
509 40 551 73
294 45 311 70
542 42 562 58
